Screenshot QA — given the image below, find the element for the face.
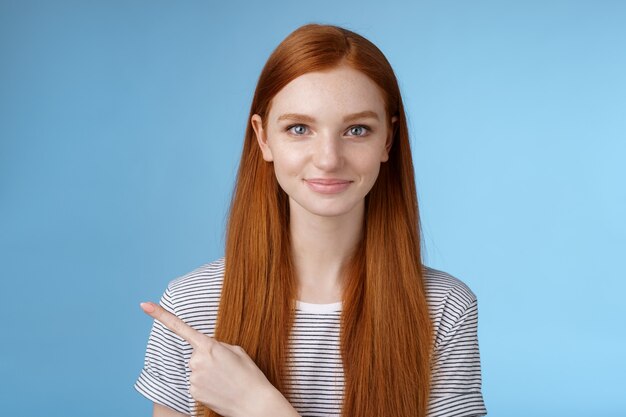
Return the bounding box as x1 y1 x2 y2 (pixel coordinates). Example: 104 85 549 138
251 64 397 220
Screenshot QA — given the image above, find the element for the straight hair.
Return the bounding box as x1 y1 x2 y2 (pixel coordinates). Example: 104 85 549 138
198 23 433 417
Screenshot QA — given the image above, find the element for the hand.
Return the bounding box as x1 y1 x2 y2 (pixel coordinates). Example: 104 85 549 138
140 301 298 417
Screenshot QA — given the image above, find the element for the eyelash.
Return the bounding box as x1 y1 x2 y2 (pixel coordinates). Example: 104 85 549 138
285 124 371 137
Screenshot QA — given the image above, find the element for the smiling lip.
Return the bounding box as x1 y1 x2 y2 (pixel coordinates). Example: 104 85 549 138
304 178 352 194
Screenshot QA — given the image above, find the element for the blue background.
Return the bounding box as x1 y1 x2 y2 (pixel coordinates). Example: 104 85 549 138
1 1 624 416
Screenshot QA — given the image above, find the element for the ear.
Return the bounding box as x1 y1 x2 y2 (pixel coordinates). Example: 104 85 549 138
381 115 398 162
251 114 273 162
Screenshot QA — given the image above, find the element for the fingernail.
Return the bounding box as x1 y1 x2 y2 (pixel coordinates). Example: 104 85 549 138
140 302 155 313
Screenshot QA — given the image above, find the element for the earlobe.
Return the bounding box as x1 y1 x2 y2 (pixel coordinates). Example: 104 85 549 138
251 114 273 162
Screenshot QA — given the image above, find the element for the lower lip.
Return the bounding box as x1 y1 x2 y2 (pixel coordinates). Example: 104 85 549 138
305 180 352 194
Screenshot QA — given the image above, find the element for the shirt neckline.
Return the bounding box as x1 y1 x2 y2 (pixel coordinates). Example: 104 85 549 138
296 300 343 313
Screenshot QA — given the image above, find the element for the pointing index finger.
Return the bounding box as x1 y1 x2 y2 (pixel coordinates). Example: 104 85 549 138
140 301 208 349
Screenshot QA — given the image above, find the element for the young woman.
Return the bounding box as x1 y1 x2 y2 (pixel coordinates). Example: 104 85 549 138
135 23 487 417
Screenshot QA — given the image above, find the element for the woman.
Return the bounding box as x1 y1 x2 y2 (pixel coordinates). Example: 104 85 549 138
135 23 487 417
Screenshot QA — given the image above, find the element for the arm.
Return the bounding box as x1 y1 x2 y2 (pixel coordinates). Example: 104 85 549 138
135 287 192 415
141 302 301 417
153 403 189 417
152 390 300 417
255 386 301 417
428 287 487 417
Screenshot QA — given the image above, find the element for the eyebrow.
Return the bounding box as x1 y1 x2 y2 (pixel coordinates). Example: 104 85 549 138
276 110 380 123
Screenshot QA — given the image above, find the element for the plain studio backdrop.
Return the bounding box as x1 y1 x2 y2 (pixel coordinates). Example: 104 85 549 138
1 1 624 416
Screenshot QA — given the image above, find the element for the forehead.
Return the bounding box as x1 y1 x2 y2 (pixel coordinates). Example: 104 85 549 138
268 65 387 122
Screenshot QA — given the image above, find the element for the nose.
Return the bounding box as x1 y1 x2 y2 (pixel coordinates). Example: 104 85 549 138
312 132 343 172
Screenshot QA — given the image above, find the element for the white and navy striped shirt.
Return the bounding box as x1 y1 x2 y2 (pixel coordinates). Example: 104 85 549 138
134 257 487 417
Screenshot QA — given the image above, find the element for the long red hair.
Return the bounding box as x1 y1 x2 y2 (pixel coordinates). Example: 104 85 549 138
198 23 433 417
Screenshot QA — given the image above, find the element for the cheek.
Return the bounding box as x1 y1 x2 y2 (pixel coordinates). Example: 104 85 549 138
354 150 384 177
364 163 382 185
271 157 303 197
271 149 305 177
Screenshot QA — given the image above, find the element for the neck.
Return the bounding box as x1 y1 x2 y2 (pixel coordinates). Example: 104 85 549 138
289 199 364 303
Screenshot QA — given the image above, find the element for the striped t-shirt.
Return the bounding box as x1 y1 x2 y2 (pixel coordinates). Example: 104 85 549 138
134 257 487 417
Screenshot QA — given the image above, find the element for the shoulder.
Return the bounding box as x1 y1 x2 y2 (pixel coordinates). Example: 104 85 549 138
167 256 226 294
422 265 478 311
161 257 226 336
421 265 480 344
422 266 487 415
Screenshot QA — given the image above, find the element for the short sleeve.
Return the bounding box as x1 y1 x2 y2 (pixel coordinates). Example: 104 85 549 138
427 287 487 417
134 285 192 415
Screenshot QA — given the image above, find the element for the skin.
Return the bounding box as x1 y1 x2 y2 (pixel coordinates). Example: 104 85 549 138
144 64 396 416
141 302 299 417
251 64 397 302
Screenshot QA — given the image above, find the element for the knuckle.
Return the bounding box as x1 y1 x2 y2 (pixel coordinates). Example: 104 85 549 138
189 383 198 399
190 350 209 369
203 341 215 355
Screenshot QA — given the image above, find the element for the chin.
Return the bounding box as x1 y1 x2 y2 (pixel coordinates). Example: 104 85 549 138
302 201 362 218
288 194 365 219
311 209 353 218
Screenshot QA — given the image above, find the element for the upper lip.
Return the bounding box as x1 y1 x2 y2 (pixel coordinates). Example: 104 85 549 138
305 178 352 185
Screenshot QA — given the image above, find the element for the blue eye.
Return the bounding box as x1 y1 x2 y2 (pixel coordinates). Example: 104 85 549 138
347 125 370 136
287 124 308 135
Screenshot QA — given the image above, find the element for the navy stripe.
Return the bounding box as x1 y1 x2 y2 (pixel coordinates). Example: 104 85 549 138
134 258 487 417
